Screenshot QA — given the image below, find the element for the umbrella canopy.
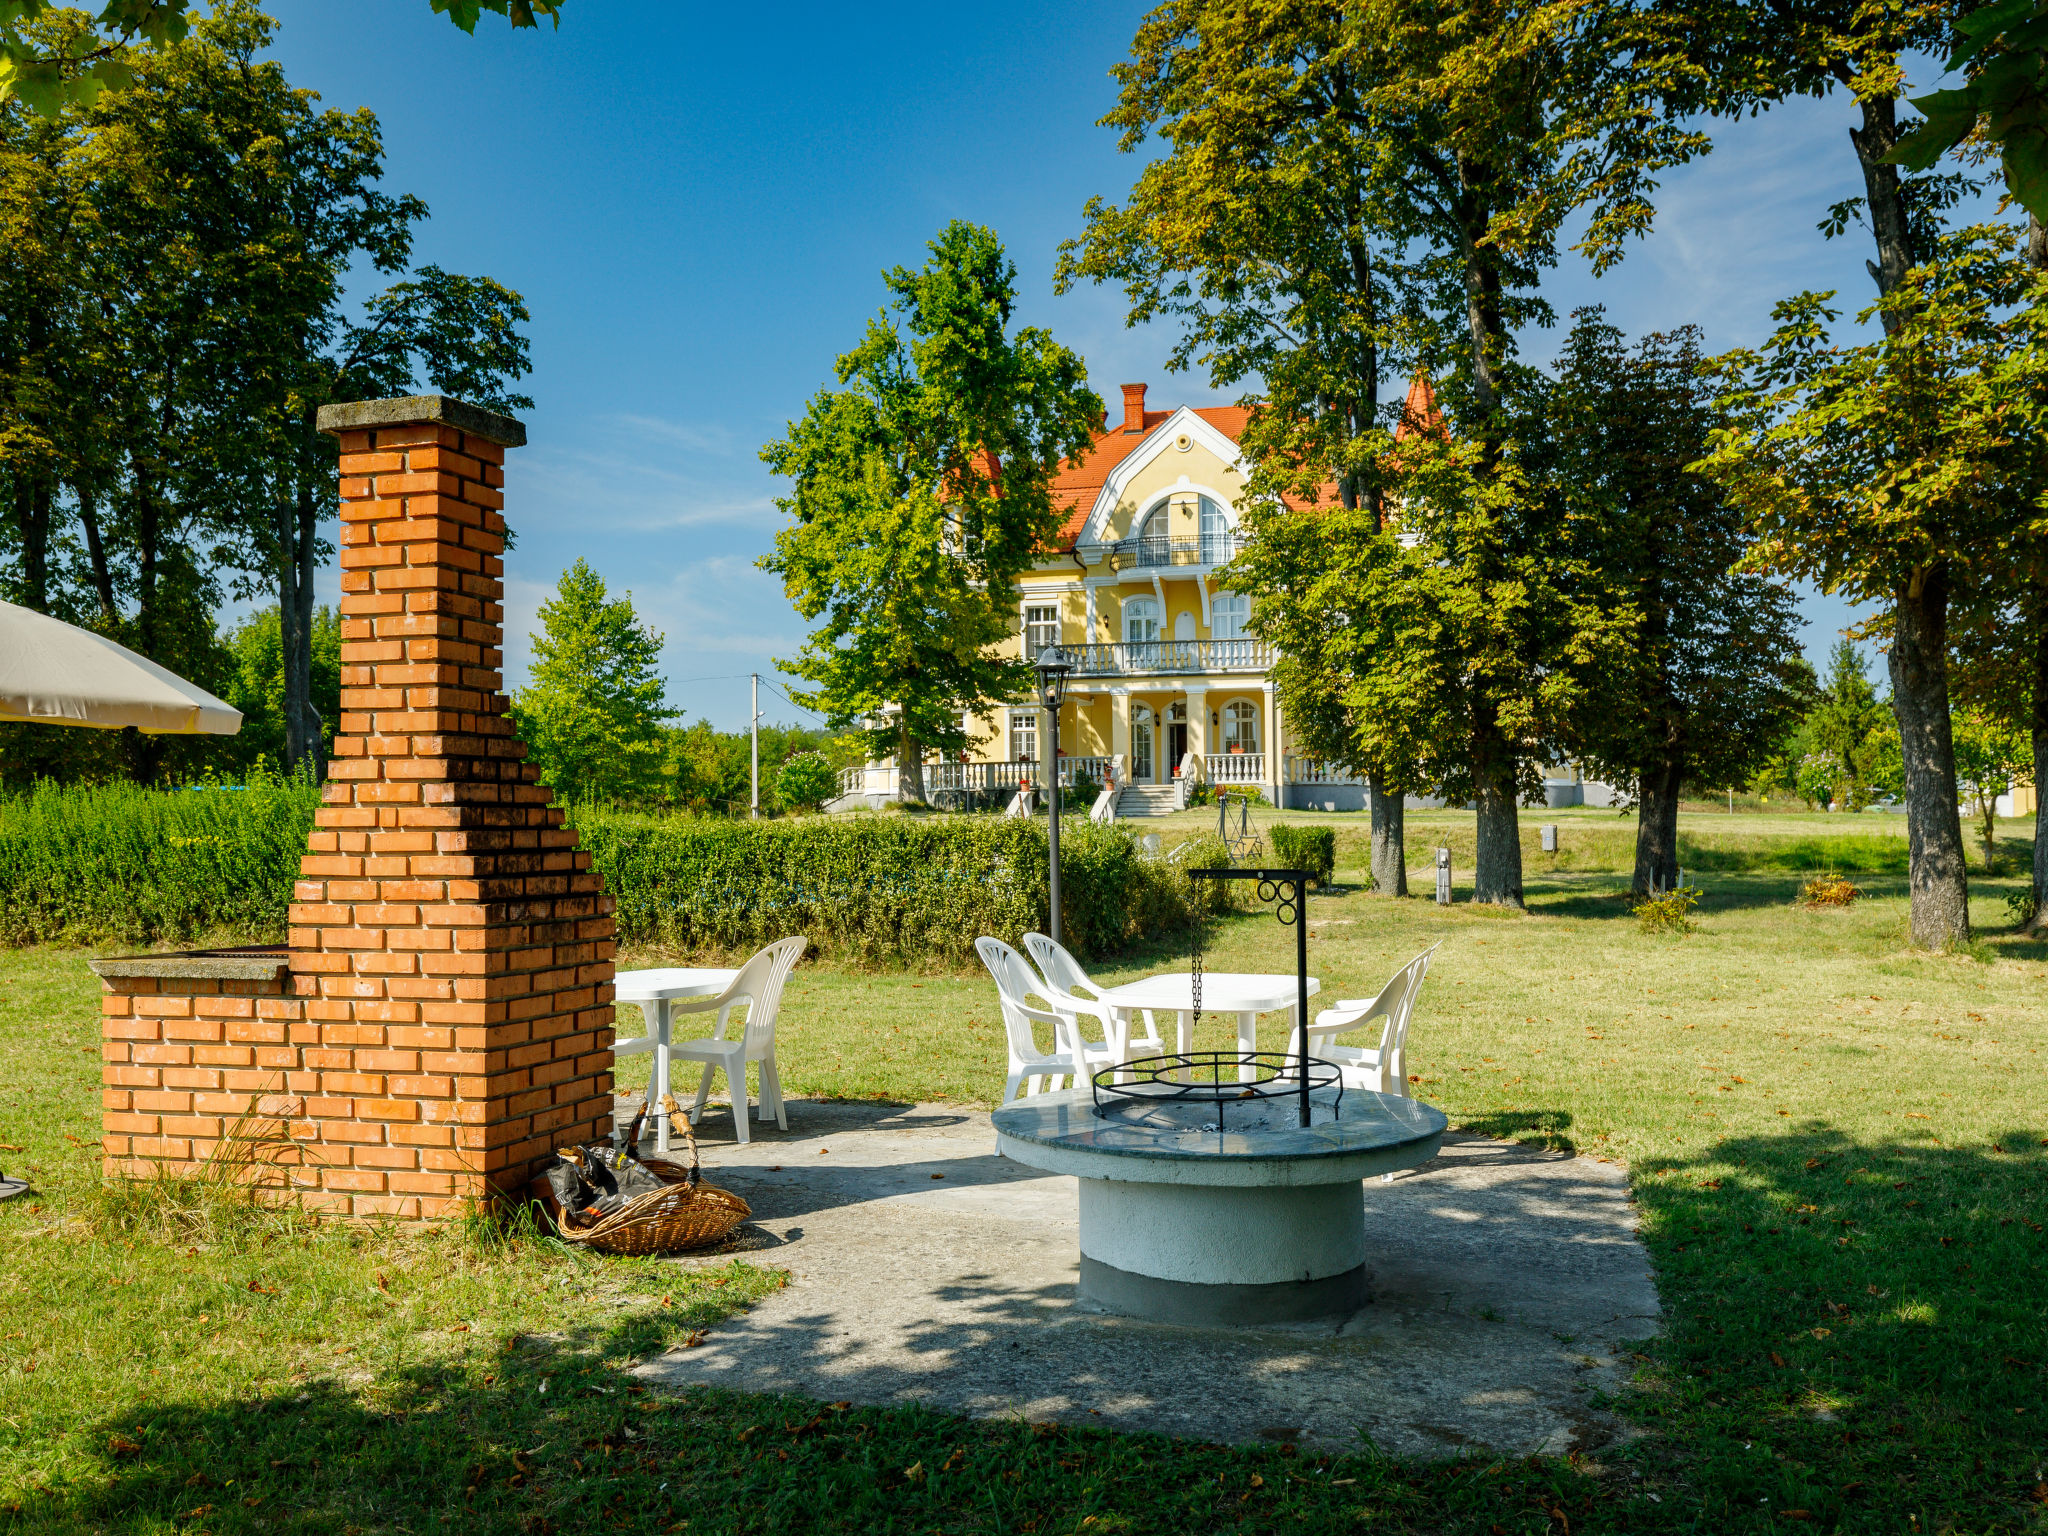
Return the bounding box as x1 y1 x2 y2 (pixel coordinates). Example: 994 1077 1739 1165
0 600 241 735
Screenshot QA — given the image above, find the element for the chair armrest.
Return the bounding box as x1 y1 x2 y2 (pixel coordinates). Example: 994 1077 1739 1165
612 1036 656 1058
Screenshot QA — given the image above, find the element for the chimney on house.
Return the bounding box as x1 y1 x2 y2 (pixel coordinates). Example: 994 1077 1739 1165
1120 383 1147 434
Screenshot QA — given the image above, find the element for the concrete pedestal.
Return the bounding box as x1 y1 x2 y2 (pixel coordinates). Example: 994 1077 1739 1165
994 1085 1446 1325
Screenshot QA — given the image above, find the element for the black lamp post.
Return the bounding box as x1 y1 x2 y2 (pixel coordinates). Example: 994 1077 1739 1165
1034 645 1074 945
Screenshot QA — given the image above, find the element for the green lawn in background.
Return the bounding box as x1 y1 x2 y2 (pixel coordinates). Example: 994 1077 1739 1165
4 808 2046 1535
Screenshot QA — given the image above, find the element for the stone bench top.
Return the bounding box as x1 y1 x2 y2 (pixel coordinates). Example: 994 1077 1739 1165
993 1085 1446 1188
88 945 291 982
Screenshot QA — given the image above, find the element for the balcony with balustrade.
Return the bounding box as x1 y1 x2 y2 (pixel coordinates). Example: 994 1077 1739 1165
1097 531 1246 573
1064 638 1272 678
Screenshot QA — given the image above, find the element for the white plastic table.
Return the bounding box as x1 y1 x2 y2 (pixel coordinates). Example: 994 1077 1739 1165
614 967 739 1152
1091 971 1322 1080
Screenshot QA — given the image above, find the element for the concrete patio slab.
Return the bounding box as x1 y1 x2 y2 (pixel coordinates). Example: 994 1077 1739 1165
628 1097 1662 1459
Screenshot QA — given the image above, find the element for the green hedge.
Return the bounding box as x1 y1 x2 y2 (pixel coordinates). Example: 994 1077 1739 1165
0 780 1222 964
0 775 321 947
574 810 1222 966
1267 824 1336 887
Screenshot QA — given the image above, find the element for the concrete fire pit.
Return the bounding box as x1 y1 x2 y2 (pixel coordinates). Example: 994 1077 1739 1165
993 1081 1445 1324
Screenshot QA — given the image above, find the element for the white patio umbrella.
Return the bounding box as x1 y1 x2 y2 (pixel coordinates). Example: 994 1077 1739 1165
0 599 241 734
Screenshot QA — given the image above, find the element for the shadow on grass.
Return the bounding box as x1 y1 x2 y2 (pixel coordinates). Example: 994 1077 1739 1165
1624 1124 2048 1534
1450 1107 1577 1155
17 1294 1658 1536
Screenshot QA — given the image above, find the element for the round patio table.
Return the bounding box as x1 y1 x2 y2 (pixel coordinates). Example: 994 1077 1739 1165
1091 971 1321 1081
614 967 739 1153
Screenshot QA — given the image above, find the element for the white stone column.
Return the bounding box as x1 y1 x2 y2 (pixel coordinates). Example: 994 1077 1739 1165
1263 682 1282 807
1109 687 1131 778
1184 684 1209 777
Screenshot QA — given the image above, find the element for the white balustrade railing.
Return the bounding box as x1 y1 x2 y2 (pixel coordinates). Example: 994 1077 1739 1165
1065 639 1271 677
1288 759 1368 787
1206 752 1266 784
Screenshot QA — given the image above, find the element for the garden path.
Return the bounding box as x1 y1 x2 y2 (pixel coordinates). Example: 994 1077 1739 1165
630 1096 1662 1459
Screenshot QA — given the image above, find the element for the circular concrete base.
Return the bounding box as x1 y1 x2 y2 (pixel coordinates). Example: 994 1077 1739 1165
993 1085 1447 1327
1078 1254 1369 1324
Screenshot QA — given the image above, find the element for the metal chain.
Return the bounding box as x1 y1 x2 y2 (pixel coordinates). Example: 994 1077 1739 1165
1189 891 1204 1020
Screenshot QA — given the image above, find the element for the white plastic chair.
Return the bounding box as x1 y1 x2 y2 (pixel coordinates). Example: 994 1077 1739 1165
977 936 1104 1106
667 936 808 1145
1022 931 1166 1067
1284 943 1440 1098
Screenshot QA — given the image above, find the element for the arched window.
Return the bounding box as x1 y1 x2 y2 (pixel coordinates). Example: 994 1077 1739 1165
1223 699 1260 752
1123 596 1162 643
1198 496 1231 562
1135 500 1172 566
1211 591 1250 641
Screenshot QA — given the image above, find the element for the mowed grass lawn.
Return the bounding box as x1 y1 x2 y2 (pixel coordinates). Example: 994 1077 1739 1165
3 811 2046 1535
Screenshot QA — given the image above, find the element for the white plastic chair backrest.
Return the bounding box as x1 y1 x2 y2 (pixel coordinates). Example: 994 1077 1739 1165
1383 942 1441 1088
710 936 809 1050
976 937 1070 1061
1312 964 1409 1057
1021 932 1101 999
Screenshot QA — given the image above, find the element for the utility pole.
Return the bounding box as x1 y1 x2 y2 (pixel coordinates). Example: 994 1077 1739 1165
750 673 761 819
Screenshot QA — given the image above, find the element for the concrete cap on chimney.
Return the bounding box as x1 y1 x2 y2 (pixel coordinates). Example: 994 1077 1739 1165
315 394 527 447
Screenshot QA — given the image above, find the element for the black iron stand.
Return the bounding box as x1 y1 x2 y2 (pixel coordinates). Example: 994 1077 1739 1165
1187 868 1311 1127
1047 714 1062 947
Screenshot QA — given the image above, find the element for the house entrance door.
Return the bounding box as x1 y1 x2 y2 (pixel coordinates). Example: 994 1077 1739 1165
1131 705 1155 783
1167 722 1187 772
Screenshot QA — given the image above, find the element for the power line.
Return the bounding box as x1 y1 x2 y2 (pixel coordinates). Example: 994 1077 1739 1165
760 678 828 725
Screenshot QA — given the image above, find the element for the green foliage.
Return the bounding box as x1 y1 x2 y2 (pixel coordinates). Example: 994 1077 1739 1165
572 812 1209 966
1889 0 2048 221
510 560 677 805
219 604 341 766
1538 312 1809 802
759 221 1102 792
1266 823 1336 888
1630 884 1701 934
775 751 837 814
658 718 834 816
1 0 561 117
1699 224 2048 610
1951 706 2032 871
0 772 319 945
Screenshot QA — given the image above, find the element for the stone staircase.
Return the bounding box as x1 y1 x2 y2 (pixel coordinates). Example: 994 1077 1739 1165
1116 784 1180 818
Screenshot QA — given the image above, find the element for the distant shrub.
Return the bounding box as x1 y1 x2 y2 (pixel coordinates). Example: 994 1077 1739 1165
1267 824 1336 887
0 773 320 947
1798 869 1862 908
572 810 1210 965
2005 887 2040 929
1632 885 1701 934
775 751 838 814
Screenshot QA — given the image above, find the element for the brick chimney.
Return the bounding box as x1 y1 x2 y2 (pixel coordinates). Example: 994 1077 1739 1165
1120 382 1147 434
291 395 618 1214
96 397 616 1218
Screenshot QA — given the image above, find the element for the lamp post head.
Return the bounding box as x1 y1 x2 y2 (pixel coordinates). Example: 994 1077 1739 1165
1033 646 1072 710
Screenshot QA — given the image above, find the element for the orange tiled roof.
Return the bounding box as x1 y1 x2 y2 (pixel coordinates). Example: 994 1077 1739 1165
1048 396 1252 548
1394 373 1446 442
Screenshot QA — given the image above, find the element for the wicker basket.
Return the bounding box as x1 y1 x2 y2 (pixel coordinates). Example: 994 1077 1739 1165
544 1097 752 1257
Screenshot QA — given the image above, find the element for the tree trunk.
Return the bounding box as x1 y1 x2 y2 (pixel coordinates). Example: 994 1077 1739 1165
1367 771 1407 895
2029 583 2048 933
2028 219 2047 933
10 474 53 612
1633 754 1685 896
280 429 325 779
127 459 167 786
75 484 118 623
895 717 926 804
1470 709 1523 908
1888 565 1970 947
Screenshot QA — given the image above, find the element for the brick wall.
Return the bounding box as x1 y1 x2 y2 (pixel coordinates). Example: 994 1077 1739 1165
96 396 617 1220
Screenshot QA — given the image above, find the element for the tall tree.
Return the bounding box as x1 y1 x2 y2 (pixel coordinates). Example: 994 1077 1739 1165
0 3 531 783
760 221 1102 804
1066 0 1702 905
510 559 677 805
1681 0 1988 947
1698 223 2047 945
1539 313 1809 895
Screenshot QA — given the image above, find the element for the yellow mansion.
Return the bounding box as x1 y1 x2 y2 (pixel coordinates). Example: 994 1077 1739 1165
839 382 1365 816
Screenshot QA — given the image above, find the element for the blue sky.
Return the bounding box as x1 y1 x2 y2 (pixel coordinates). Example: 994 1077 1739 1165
264 0 1979 729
